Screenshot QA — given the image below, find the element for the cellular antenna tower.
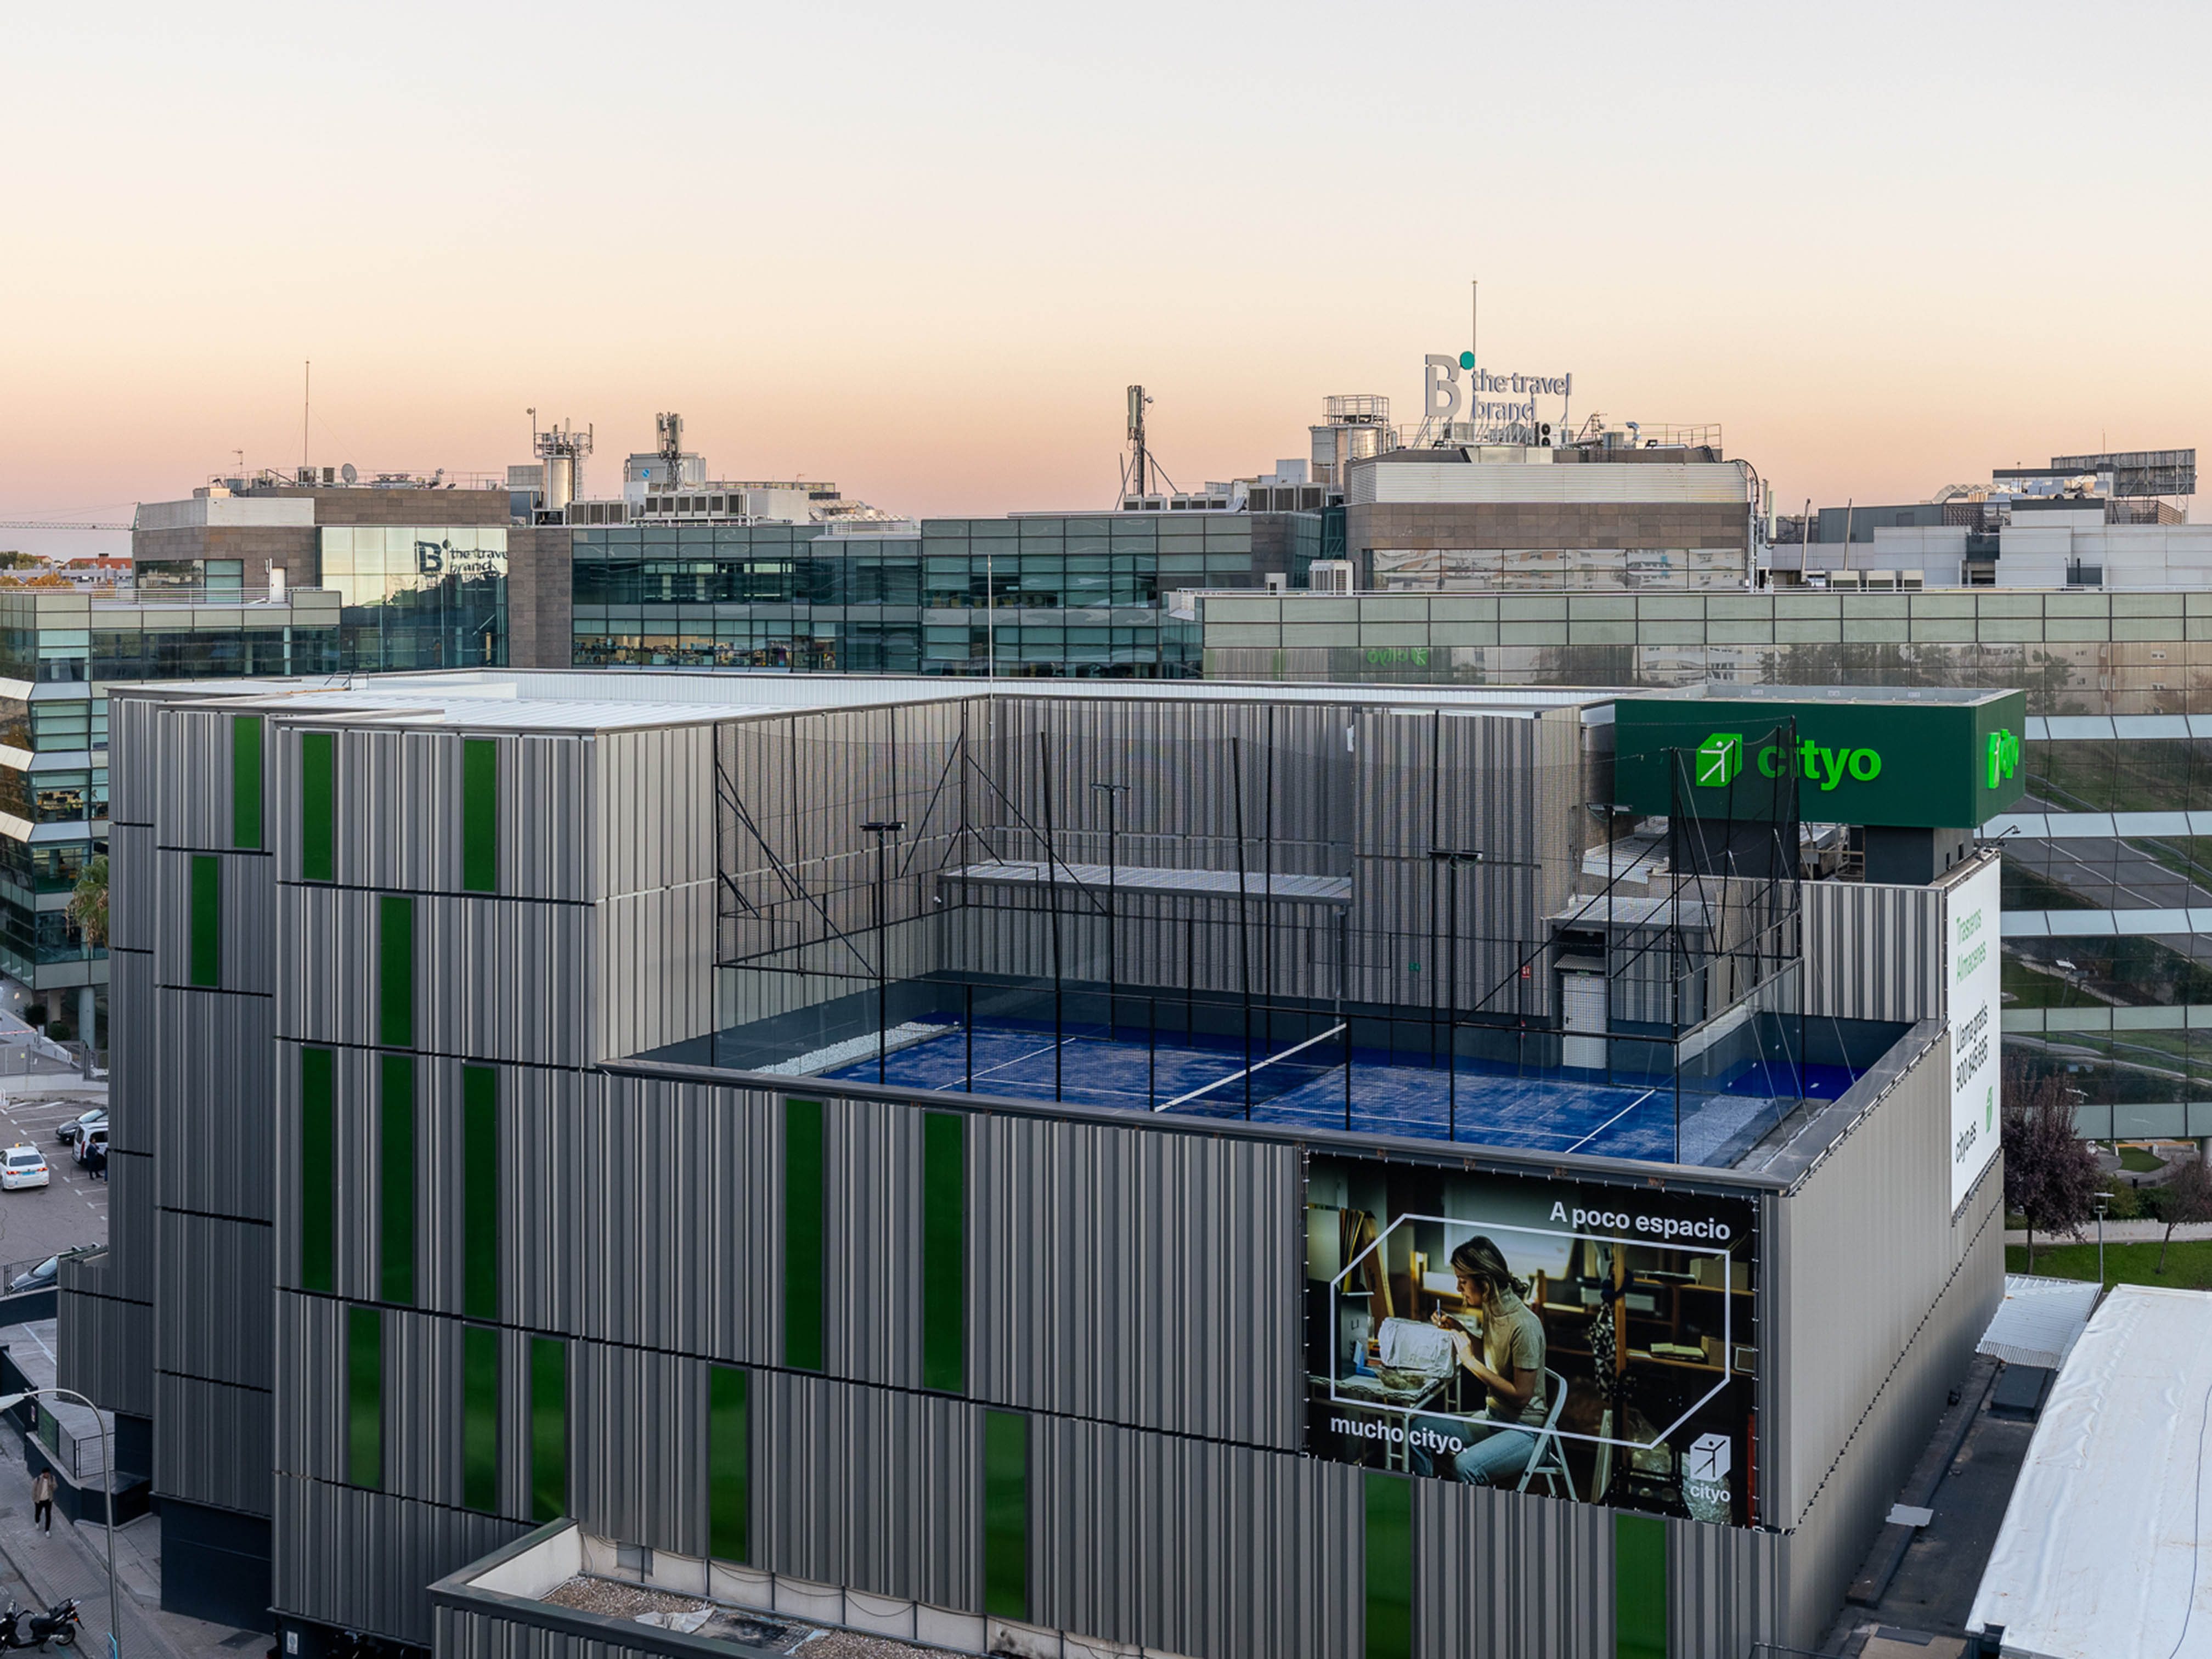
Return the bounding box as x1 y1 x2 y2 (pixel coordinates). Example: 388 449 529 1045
656 411 684 481
1118 385 1178 503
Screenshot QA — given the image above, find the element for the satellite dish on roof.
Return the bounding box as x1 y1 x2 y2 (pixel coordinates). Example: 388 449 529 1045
340 462 358 484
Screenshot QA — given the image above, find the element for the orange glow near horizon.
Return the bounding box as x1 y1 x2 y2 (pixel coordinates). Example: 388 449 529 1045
2 2 2204 558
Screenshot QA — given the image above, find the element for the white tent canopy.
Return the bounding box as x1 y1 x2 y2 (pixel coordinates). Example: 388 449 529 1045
1970 1284 2212 1657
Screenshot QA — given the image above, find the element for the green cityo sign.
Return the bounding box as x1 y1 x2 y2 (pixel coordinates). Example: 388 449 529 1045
1615 689 2028 830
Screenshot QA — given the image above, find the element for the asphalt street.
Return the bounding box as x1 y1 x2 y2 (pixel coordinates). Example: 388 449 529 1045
0 1092 108 1278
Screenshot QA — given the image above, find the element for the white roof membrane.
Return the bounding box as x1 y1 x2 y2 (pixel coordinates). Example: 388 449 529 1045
1970 1284 2212 1657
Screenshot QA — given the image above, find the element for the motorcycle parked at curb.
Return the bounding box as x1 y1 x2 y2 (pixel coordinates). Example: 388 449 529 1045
0 1597 81 1649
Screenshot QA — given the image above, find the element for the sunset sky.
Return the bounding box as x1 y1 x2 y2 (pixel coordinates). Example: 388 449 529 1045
3 0 2205 557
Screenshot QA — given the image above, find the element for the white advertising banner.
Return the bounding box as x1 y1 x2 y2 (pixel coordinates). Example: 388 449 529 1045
1946 857 2003 1211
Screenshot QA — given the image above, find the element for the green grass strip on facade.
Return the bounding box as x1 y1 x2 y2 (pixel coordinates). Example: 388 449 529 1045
380 1055 415 1306
189 855 220 987
462 738 498 892
347 1306 381 1491
783 1098 826 1373
379 894 414 1048
921 1111 965 1393
232 714 263 850
1614 1510 1668 1658
298 1048 335 1293
300 731 335 881
981 1409 1028 1622
708 1365 749 1564
462 1066 498 1320
1362 1471 1413 1659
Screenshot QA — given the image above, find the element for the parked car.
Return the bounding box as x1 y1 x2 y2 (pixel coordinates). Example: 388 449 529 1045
4 1246 93 1295
71 1127 105 1167
54 1107 104 1146
1 1147 49 1192
5 1255 59 1294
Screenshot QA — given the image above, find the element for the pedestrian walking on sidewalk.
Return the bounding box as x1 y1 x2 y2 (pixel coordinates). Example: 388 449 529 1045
31 1467 54 1533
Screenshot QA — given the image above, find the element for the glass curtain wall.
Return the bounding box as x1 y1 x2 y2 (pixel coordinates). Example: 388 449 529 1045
570 516 1253 678
320 527 508 672
1203 590 2212 1133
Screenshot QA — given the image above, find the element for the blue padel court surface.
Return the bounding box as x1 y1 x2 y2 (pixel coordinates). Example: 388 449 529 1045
819 1018 1861 1167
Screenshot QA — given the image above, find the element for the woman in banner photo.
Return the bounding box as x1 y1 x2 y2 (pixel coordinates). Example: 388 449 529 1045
1408 1237 1549 1486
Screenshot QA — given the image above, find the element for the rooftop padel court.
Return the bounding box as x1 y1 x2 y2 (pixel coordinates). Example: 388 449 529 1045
802 1015 1865 1167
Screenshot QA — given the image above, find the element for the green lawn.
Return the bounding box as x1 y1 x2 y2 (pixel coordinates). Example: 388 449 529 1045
2006 1237 2212 1291
2116 1146 2167 1173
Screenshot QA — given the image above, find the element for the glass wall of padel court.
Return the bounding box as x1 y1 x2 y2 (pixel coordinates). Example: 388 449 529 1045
663 693 1893 1168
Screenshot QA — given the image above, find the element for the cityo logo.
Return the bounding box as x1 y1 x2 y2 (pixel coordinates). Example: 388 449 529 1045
1684 1432 1734 1509
1694 733 1743 788
1694 732 1882 792
1686 1433 1732 1482
1987 728 2021 789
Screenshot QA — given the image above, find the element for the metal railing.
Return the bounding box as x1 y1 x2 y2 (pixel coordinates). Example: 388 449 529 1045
94 584 329 607
33 1401 109 1485
0 1041 79 1079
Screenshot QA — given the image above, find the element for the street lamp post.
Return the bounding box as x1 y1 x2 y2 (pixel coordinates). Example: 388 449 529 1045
0 1387 117 1658
1090 783 1130 1038
859 821 906 1083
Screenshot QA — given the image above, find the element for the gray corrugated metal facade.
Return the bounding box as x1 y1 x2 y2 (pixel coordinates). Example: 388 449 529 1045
54 673 1999 1659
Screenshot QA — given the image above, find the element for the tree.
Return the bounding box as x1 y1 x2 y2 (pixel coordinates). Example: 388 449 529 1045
2143 1156 2212 1274
66 855 106 951
2001 1062 2103 1271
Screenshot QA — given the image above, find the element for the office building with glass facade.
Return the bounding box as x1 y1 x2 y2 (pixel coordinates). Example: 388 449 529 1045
0 585 342 1041
567 513 1252 676
1196 585 2212 1141
134 483 572 673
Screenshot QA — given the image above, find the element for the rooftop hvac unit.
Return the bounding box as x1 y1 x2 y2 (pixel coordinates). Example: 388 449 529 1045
1309 560 1355 595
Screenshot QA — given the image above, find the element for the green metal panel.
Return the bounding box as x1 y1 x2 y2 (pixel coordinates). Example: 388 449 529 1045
301 731 335 882
379 1055 414 1306
379 895 414 1048
462 1065 498 1320
1614 1511 1668 1659
921 1111 965 1393
232 715 263 850
462 1325 498 1513
708 1365 749 1563
529 1336 567 1522
462 738 498 893
299 1047 335 1293
1362 1471 1413 1659
981 1409 1028 1622
188 855 219 988
783 1098 825 1373
1613 689 2028 829
347 1306 381 1491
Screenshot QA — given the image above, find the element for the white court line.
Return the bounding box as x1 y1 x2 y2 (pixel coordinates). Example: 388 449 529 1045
1562 1088 1660 1155
1155 1024 1346 1111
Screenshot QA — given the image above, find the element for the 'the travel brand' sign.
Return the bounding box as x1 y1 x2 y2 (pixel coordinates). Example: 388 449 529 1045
1615 690 2028 830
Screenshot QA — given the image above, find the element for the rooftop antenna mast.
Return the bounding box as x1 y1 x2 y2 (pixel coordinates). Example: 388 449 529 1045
302 360 311 477
1118 385 1179 504
655 411 685 486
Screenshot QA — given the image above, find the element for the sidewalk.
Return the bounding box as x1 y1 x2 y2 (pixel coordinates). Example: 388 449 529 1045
0 1323 265 1659
2002 1220 2212 1245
